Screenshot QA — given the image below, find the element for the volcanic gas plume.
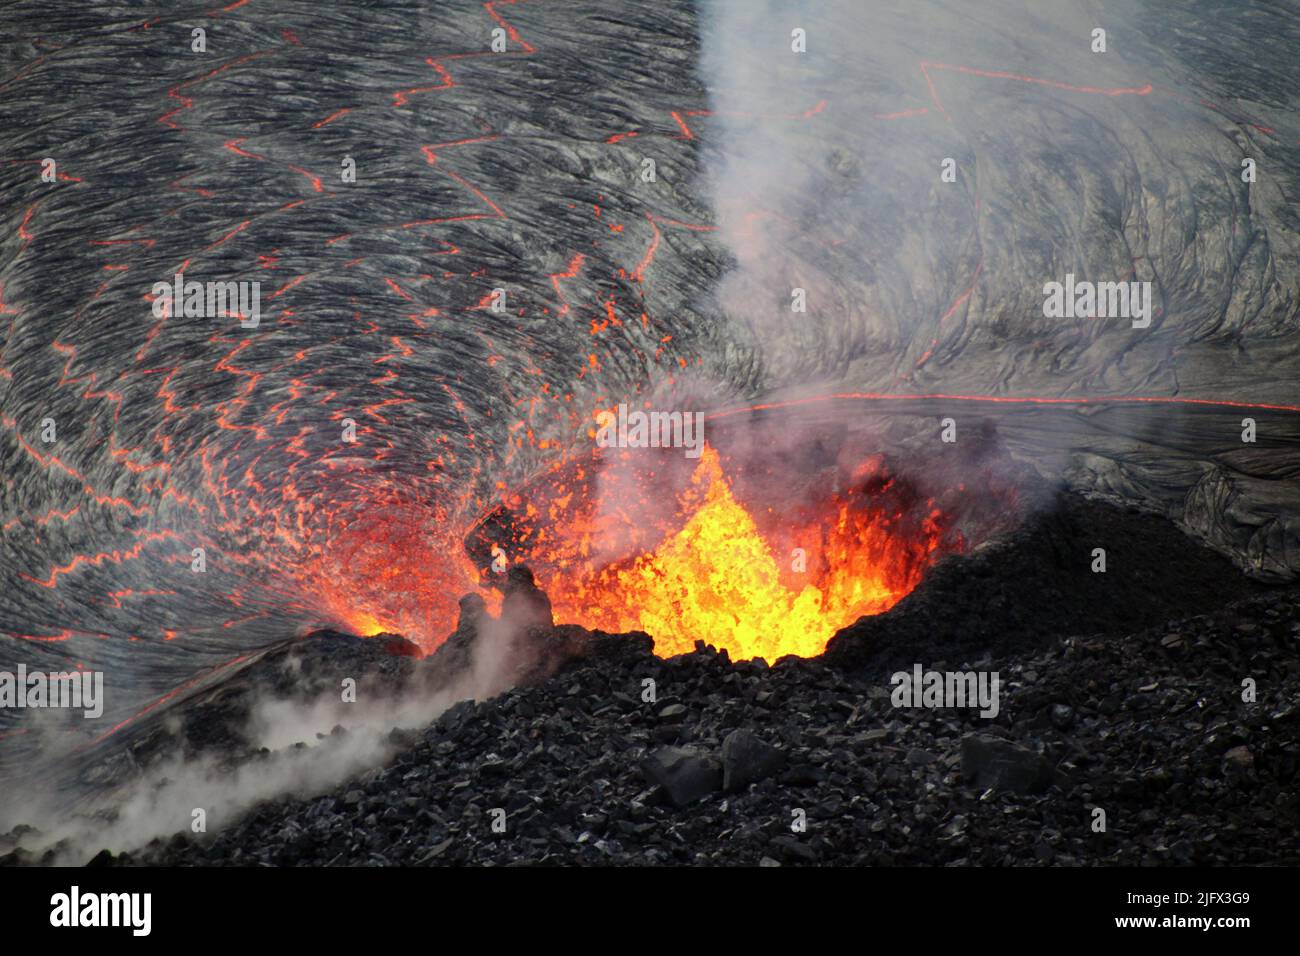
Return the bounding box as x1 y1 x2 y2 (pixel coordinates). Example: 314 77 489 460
2 0 1300 757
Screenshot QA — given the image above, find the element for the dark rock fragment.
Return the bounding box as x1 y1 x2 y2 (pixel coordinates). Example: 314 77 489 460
721 729 786 792
658 703 687 721
502 566 554 633
1051 704 1074 729
640 746 723 806
961 733 1055 794
1223 745 1254 772
768 835 817 863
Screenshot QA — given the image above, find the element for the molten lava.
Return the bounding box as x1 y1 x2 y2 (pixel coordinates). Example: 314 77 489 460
310 501 486 648
543 447 957 660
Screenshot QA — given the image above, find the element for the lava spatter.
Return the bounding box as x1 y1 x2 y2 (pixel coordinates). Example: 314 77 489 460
546 446 957 660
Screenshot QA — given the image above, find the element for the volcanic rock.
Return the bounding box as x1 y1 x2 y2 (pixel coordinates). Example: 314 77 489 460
824 492 1267 675
502 566 554 634
768 835 817 863
424 595 489 692
1223 746 1254 772
658 703 688 721
721 729 787 792
7 497 1298 868
961 734 1055 795
58 576 1300 868
1050 704 1074 730
640 746 724 806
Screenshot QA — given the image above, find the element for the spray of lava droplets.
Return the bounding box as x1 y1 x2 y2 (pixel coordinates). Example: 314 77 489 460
526 445 961 661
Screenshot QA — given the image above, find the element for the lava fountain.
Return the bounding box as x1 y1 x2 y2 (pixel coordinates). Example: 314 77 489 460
467 414 1018 661
547 446 955 659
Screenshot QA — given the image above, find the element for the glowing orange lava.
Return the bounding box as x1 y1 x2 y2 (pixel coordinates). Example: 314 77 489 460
308 501 488 650
545 447 952 660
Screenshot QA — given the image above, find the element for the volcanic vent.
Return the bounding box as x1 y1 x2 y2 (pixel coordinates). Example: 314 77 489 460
466 406 1023 661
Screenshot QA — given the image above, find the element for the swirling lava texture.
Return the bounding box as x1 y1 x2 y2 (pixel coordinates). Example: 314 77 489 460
2 0 1299 738
1 0 732 722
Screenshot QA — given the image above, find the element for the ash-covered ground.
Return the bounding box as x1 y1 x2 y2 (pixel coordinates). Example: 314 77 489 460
4 491 1296 867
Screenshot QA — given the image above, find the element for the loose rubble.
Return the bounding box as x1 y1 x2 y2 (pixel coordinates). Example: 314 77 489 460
3 496 1297 867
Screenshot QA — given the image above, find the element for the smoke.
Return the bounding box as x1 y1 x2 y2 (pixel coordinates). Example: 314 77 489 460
697 0 1298 398
693 0 1300 577
0 600 541 865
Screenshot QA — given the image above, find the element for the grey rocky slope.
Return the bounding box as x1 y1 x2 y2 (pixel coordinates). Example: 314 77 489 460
6 495 1294 867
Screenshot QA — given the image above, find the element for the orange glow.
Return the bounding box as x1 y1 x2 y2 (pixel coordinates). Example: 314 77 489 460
306 501 489 652
543 447 952 660
341 610 391 637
